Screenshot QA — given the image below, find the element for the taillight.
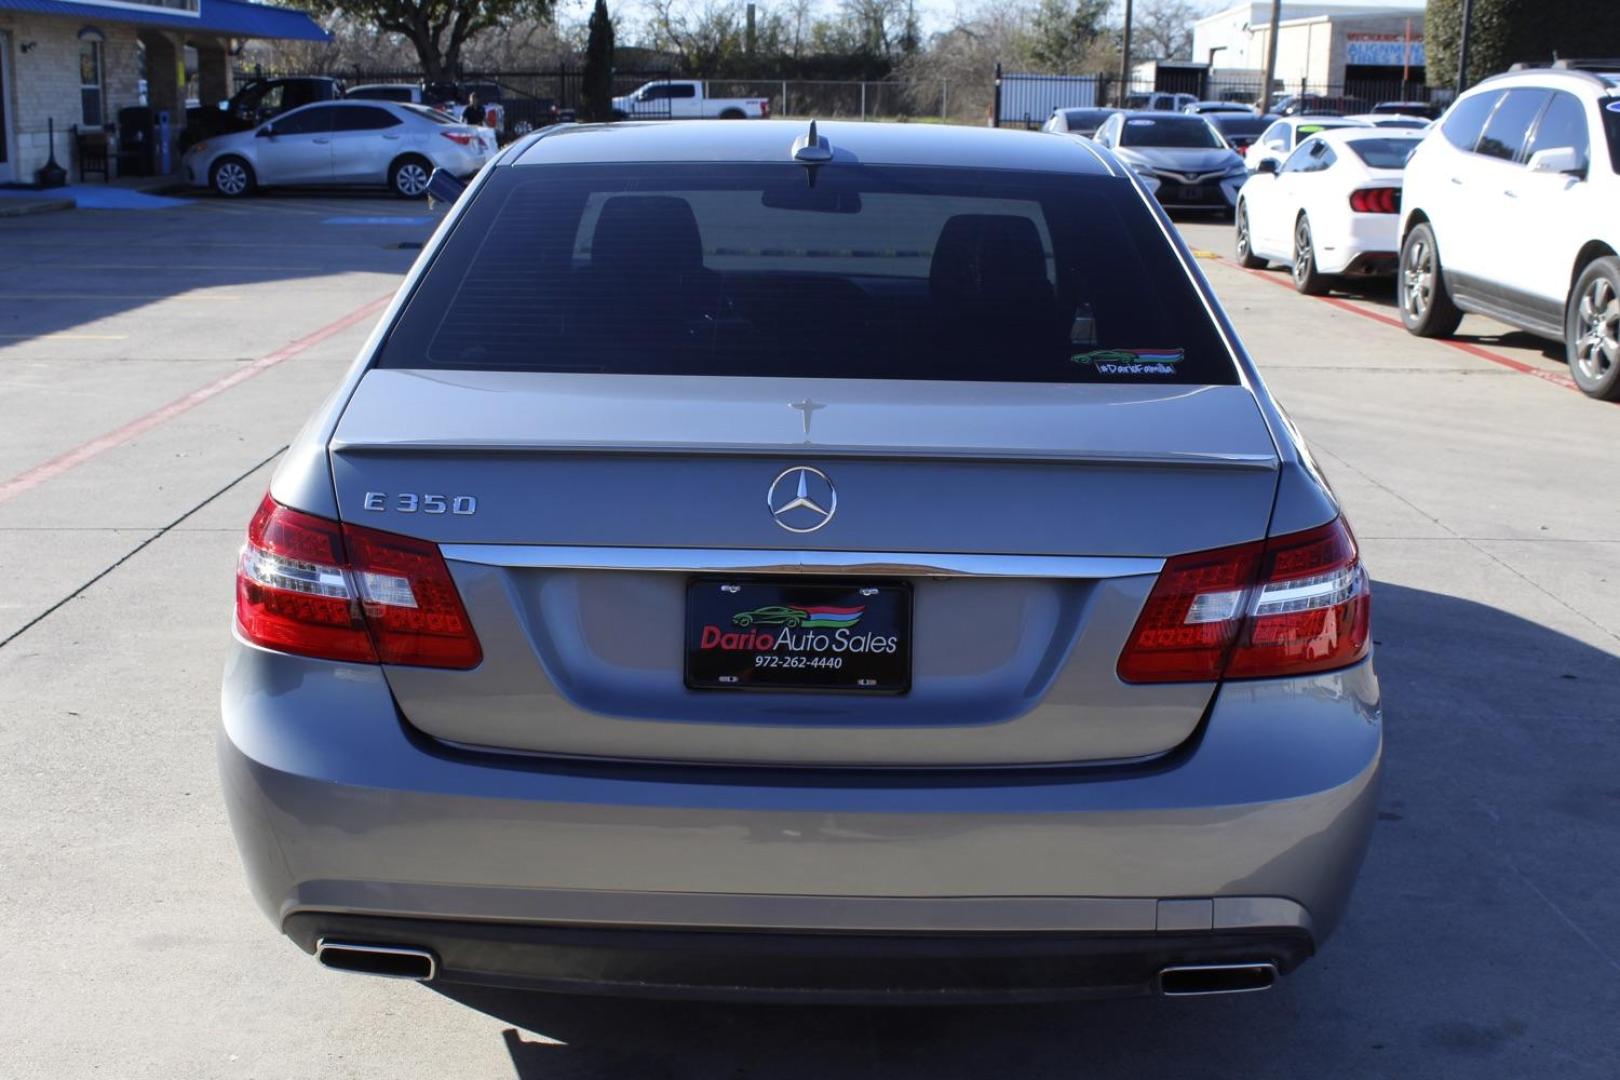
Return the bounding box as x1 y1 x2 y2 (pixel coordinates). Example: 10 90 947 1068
235 494 481 669
343 522 483 667
441 131 474 146
1348 186 1400 214
760 100 771 118
1118 517 1370 683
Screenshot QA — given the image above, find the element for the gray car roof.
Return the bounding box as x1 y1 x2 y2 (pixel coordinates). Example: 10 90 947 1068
508 119 1120 175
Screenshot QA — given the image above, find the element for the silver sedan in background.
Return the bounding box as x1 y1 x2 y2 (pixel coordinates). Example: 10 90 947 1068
182 100 497 199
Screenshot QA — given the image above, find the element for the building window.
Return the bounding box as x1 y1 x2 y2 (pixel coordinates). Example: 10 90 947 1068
80 39 105 127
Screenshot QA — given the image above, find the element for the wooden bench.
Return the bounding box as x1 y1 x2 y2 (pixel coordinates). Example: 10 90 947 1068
73 125 111 181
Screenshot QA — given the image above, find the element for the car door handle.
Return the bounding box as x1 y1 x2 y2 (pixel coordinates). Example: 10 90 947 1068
313 137 331 144
1504 189 1518 198
1448 176 1463 185
382 134 401 140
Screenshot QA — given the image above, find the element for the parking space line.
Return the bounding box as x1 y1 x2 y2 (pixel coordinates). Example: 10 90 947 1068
1220 258 1583 394
0 446 285 650
0 264 329 273
0 333 127 341
0 292 246 303
0 294 391 507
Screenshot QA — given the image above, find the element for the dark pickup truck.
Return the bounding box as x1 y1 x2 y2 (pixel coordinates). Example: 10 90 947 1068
184 77 343 146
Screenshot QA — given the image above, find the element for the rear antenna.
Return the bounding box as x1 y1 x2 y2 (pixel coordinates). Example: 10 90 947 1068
791 119 832 186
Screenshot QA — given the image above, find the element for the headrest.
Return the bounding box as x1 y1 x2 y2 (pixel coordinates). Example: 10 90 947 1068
928 214 1052 304
590 196 705 275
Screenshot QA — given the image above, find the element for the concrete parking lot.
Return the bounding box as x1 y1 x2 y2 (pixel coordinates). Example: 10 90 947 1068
2 197 1617 1079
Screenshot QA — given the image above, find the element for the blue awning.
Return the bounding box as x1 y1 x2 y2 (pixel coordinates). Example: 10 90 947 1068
0 0 330 41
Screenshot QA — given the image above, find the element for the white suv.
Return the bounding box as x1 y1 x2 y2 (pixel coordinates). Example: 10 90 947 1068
1397 64 1620 399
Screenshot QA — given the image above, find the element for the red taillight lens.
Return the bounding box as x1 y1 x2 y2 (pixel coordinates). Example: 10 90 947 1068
343 523 483 668
237 497 376 663
761 100 771 118
1348 186 1400 214
1118 517 1370 683
441 131 474 146
235 495 481 669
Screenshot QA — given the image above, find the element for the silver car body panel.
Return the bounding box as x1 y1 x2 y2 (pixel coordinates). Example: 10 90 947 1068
225 121 1378 990
221 640 1379 937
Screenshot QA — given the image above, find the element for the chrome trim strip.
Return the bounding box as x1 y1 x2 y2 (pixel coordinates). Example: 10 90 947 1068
334 440 1279 470
440 545 1165 579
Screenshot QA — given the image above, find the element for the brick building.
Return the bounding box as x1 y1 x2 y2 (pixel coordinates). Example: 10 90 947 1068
0 0 326 183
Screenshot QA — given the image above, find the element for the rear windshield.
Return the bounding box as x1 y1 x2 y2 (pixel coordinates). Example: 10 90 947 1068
351 87 411 102
1211 115 1270 137
403 104 452 124
1347 137 1421 168
1062 109 1115 126
378 163 1237 385
1119 116 1223 148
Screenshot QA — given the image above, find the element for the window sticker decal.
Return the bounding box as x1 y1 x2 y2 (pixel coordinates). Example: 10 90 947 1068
1071 347 1185 375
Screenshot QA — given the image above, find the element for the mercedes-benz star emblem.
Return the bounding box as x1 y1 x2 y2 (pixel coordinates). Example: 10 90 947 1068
767 466 837 533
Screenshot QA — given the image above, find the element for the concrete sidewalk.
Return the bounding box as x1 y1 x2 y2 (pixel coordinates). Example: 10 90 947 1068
0 174 188 215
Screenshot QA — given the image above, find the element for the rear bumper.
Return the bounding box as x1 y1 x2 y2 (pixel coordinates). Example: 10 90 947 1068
291 914 1312 1002
218 640 1382 997
1316 213 1401 274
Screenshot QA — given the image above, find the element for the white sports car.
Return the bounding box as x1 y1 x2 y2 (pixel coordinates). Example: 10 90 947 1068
1235 128 1423 294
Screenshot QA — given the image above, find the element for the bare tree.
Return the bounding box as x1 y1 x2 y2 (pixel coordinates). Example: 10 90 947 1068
895 0 1036 121
1133 0 1201 61
646 0 746 74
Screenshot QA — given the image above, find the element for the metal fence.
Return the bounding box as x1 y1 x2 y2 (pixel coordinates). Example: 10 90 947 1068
994 68 1452 128
234 67 683 127
235 67 964 127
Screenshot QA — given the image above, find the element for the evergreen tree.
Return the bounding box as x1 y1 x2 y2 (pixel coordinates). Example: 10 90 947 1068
1030 0 1112 74
1426 0 1614 88
582 0 616 121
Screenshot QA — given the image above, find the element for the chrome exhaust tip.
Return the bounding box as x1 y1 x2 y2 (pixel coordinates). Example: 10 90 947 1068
1157 962 1277 997
315 939 437 981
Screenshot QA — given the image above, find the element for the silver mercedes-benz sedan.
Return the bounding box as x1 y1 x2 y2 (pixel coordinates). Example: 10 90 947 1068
219 119 1381 1001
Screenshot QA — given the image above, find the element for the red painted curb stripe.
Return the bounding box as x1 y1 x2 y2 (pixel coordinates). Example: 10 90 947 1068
0 294 392 506
1220 258 1580 393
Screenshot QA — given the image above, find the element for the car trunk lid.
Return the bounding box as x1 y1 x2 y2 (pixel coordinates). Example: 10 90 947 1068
329 370 1280 766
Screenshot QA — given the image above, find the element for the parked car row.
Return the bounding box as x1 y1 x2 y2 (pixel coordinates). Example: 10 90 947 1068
186 76 574 152
1043 67 1616 401
1226 63 1619 400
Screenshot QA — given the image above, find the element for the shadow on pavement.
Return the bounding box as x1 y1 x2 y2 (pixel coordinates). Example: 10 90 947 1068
422 582 1620 1079
0 194 439 348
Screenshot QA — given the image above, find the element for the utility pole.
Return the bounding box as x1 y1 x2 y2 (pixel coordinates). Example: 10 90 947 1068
1456 0 1475 94
1119 0 1134 105
1259 0 1282 114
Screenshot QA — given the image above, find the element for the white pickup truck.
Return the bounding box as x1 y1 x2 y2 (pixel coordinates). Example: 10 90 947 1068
611 80 771 120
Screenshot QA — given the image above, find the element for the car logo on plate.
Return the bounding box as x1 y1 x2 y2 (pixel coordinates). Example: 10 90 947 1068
767 466 837 533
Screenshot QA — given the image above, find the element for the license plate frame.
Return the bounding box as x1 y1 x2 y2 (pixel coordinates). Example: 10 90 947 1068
684 579 912 694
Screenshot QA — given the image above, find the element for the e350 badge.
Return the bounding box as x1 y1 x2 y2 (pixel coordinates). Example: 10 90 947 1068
1071 347 1185 376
